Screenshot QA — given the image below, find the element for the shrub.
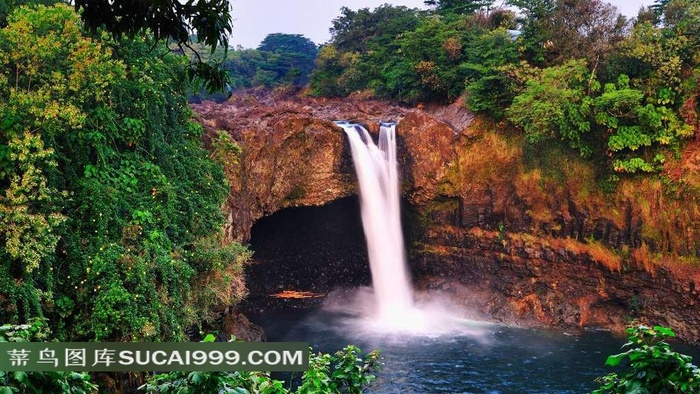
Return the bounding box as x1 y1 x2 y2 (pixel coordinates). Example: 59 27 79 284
594 325 700 393
141 336 380 394
0 318 97 393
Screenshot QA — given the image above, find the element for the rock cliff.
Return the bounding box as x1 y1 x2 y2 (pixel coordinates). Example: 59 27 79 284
192 92 700 342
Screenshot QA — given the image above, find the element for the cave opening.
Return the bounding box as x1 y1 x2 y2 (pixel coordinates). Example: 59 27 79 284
241 195 422 314
242 196 372 312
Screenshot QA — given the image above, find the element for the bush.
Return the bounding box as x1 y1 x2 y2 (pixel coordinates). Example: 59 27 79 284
141 336 380 394
0 318 97 393
594 325 700 393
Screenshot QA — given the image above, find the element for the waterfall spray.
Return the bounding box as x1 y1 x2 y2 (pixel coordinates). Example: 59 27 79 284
339 122 414 322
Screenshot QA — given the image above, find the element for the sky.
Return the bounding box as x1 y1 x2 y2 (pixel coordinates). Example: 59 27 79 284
229 0 651 49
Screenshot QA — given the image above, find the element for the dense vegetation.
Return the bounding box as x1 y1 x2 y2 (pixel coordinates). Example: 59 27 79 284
0 3 249 341
306 0 700 175
190 32 319 102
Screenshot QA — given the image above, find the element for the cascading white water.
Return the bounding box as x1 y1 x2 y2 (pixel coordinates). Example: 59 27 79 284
339 122 414 322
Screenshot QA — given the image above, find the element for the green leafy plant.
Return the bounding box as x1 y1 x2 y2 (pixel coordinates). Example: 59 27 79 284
0 4 251 342
0 318 97 394
594 325 700 393
141 340 380 394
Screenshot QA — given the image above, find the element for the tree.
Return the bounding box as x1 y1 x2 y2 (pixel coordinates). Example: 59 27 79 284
257 33 319 86
258 33 318 57
595 74 692 173
0 4 249 341
423 0 495 15
0 0 56 26
464 28 521 117
506 0 557 64
507 59 597 157
507 0 628 68
311 5 421 98
390 15 473 102
74 0 233 92
329 5 420 53
544 0 629 69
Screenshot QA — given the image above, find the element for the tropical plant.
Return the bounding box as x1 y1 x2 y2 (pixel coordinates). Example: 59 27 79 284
507 59 598 157
594 325 700 393
141 338 381 394
74 0 233 92
0 4 249 342
0 318 97 393
594 74 692 173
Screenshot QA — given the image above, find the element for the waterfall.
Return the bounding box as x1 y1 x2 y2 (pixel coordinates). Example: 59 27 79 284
339 122 414 321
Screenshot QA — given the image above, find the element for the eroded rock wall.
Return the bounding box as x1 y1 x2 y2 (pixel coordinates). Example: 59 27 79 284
193 92 700 342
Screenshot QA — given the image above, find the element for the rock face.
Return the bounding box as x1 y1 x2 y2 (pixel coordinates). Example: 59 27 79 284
193 92 700 343
414 226 699 341
193 92 409 242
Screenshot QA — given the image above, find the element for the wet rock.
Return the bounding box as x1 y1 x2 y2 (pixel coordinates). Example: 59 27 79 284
219 312 266 342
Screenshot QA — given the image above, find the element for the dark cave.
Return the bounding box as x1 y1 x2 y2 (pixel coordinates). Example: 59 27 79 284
242 196 372 311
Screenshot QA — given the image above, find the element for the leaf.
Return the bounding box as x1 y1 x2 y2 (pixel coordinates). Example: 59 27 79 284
203 333 216 343
189 372 202 384
653 326 676 338
605 353 627 367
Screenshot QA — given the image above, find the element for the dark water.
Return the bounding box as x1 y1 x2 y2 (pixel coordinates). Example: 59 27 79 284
252 300 700 394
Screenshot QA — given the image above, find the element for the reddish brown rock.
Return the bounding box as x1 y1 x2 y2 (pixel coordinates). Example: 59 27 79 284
193 92 700 343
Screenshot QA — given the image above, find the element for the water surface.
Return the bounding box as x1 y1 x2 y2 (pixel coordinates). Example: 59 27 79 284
255 303 631 394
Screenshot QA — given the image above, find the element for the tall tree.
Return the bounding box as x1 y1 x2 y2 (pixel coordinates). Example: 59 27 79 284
506 0 557 64
258 33 318 57
424 0 495 14
545 0 629 69
329 5 420 53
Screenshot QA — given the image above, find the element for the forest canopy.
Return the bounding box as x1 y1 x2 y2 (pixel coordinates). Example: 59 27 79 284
301 0 700 175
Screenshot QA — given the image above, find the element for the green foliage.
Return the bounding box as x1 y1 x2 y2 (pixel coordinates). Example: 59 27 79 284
328 5 420 53
308 45 348 97
254 34 318 87
506 0 556 65
258 33 318 57
508 59 693 174
192 33 318 99
298 345 380 394
423 0 494 15
388 15 474 103
507 59 597 157
594 325 700 393
310 5 423 100
0 4 250 342
73 0 234 92
142 344 381 394
594 75 692 173
0 318 97 393
464 29 520 117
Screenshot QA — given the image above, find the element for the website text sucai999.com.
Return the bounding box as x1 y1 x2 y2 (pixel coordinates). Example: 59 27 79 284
0 342 310 372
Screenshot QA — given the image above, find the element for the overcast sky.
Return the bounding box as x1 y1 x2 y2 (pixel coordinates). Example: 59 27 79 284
230 0 651 49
